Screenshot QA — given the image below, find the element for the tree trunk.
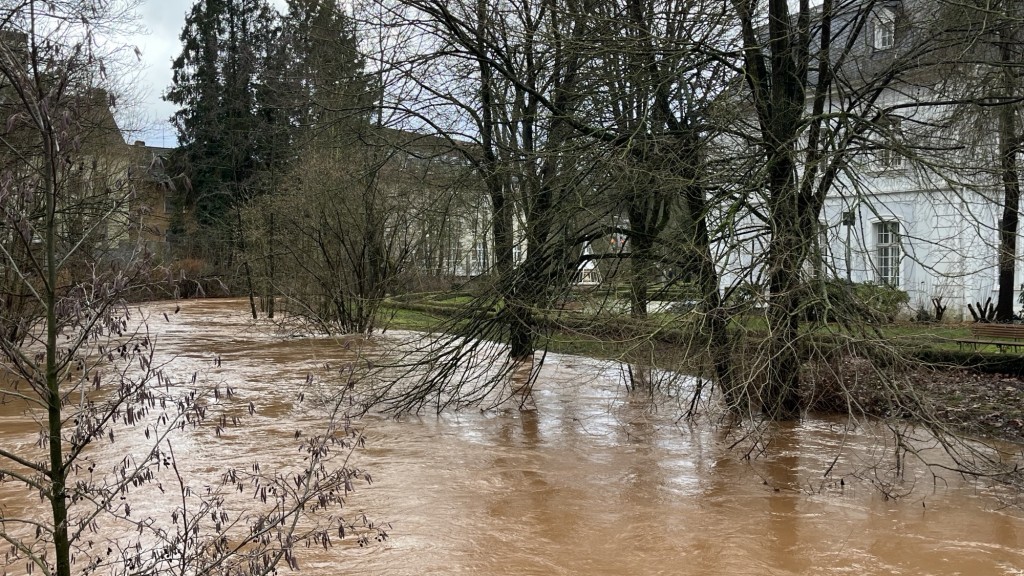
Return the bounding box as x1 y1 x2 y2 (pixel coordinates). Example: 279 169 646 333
765 286 803 420
764 219 804 420
762 96 805 420
996 38 1020 322
629 247 652 318
737 0 808 420
237 208 258 320
627 212 655 319
476 0 536 361
506 303 535 359
44 136 71 576
265 211 275 319
682 178 738 410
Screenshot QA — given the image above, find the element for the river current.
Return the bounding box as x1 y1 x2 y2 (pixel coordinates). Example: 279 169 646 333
2 298 1023 575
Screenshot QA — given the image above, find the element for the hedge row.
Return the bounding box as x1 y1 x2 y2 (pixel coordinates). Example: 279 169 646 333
913 349 1024 376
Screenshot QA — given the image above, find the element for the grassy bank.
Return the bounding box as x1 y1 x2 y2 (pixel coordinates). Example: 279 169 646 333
379 293 1024 444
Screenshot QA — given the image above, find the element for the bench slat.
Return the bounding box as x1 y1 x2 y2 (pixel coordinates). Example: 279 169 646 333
970 324 1024 341
957 326 1024 352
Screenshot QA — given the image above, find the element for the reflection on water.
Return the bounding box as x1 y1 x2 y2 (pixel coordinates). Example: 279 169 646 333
2 298 1024 575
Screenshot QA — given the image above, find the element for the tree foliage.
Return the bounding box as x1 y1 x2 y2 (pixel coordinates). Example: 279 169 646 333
166 0 280 248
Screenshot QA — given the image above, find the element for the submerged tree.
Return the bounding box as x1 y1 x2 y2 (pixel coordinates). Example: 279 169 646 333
719 0 970 418
239 0 411 333
252 131 415 334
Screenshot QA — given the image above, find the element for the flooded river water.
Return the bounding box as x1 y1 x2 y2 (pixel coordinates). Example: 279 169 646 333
3 298 1024 574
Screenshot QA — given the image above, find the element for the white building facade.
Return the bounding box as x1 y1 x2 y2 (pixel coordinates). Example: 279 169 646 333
714 2 1020 321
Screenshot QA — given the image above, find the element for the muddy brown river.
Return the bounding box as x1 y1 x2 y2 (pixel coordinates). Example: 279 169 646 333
3 298 1024 575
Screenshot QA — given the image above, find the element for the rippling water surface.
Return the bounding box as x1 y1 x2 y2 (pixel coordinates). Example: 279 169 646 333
2 298 1024 575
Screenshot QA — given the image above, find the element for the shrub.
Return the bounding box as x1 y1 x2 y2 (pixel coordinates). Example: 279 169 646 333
167 258 219 299
854 282 910 322
800 279 909 323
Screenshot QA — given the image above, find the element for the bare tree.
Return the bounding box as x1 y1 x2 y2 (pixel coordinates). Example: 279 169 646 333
0 5 148 571
0 3 380 574
718 0 973 418
248 129 418 334
920 0 1024 322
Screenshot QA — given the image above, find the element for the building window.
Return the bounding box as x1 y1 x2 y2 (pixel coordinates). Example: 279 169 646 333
473 238 489 273
816 221 830 276
877 147 903 170
875 221 901 287
874 8 895 51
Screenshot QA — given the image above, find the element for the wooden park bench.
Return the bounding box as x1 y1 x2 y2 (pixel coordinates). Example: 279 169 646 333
957 323 1024 352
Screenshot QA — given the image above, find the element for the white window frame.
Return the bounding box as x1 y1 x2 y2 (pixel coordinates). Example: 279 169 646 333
874 8 896 51
874 220 901 287
816 220 831 276
472 237 488 273
877 147 904 170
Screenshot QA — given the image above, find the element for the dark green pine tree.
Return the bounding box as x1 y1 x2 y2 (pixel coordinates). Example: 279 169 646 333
165 0 280 261
280 0 373 142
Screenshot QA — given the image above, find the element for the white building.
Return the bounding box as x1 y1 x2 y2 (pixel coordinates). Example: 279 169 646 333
817 156 1005 320
716 1 1018 321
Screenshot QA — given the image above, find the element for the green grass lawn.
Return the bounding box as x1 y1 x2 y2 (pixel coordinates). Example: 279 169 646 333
380 292 1020 364
379 305 447 332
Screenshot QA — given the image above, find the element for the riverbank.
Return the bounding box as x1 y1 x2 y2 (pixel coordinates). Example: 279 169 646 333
899 366 1024 443
381 298 1024 447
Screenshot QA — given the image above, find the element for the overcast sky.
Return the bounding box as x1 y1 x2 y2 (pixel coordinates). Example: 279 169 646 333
126 0 190 147
128 0 286 148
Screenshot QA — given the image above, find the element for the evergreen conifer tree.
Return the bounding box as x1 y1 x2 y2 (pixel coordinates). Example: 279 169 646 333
165 0 280 258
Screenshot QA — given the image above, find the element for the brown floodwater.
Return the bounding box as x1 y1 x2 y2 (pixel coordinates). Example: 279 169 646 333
3 298 1024 575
